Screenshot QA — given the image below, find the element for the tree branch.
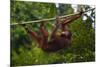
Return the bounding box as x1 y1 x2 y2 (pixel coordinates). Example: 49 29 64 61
11 8 95 26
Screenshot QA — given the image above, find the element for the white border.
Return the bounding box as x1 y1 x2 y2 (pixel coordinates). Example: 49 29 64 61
21 0 96 5
0 0 10 67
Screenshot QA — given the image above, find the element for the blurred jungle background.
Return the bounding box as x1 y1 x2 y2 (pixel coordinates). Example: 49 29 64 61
11 1 95 66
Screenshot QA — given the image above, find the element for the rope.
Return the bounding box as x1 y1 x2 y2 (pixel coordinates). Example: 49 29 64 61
11 8 95 26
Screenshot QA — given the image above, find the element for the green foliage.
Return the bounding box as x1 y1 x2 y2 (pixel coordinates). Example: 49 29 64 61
11 1 95 66
58 4 73 16
11 1 56 23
